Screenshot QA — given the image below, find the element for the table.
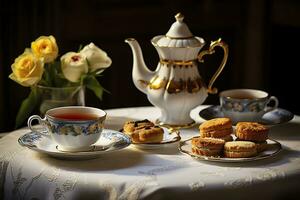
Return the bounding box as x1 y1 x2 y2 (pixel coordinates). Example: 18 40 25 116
1 106 300 200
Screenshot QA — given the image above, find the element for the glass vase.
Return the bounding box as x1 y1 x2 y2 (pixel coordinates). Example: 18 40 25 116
37 85 85 116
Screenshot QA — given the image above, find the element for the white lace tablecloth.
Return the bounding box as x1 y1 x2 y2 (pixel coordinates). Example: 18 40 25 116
1 106 300 200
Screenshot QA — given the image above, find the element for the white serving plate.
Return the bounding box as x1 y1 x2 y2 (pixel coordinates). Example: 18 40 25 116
179 136 282 163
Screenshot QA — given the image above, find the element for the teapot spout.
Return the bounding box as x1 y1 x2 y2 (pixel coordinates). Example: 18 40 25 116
125 38 154 94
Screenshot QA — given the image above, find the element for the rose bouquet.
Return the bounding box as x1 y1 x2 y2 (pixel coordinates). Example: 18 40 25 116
9 35 112 128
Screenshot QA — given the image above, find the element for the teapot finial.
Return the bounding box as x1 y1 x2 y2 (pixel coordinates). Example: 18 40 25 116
166 12 193 38
175 13 184 22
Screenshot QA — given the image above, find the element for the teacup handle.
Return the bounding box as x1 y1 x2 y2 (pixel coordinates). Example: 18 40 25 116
264 96 279 113
27 115 50 137
198 38 229 94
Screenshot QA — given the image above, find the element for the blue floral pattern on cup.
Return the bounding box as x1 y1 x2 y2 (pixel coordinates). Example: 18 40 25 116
220 97 266 113
46 119 103 136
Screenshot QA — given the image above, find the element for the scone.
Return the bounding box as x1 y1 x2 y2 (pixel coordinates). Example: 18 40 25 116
224 141 257 158
191 137 225 157
132 126 164 143
123 119 154 134
123 119 164 143
199 118 233 139
236 137 268 153
218 134 234 142
235 122 269 142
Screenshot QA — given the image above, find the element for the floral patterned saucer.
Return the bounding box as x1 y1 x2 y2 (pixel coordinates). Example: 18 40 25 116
18 129 131 160
199 105 294 126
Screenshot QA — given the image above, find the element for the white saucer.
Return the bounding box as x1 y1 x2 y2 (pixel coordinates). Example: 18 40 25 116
18 129 131 160
199 105 294 126
131 127 181 150
179 136 282 163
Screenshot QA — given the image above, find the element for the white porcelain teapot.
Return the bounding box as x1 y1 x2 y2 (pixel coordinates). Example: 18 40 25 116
125 13 228 127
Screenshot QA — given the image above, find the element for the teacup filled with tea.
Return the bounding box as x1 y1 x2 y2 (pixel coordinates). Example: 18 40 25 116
219 89 279 123
27 106 106 152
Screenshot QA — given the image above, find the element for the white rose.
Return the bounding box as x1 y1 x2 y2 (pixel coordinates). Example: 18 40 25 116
80 43 112 72
60 52 88 82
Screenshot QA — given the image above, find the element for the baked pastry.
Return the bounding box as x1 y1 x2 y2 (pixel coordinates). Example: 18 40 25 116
131 126 164 143
199 118 232 138
218 134 234 142
224 141 257 158
123 119 164 143
236 137 268 153
235 122 269 142
123 119 155 134
191 137 225 157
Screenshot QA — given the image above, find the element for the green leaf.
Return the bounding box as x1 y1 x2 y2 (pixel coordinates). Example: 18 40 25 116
42 63 53 86
83 75 104 101
40 61 70 87
53 72 69 87
15 87 40 128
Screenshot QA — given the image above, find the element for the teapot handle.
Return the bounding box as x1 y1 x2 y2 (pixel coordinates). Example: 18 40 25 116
197 38 229 94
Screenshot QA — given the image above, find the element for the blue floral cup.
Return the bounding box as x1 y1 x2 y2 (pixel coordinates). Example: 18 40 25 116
219 89 279 123
27 106 106 152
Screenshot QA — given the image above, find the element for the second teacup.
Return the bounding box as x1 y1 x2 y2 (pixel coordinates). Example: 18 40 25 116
219 89 279 123
27 106 106 152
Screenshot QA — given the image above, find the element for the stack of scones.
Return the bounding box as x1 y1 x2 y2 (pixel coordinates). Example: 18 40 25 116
192 118 269 158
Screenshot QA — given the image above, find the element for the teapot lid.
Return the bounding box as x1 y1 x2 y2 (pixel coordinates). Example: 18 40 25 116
152 13 205 48
166 13 193 38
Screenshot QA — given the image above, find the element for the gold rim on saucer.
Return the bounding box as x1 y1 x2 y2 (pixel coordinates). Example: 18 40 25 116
155 119 196 131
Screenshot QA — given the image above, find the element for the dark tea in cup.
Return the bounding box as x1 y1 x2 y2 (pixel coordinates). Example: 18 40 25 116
52 113 99 121
225 94 256 100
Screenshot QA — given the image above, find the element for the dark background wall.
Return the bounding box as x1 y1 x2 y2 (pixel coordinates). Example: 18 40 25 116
0 0 300 132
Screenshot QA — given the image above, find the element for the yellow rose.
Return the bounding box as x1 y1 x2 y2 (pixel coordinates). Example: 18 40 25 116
61 52 88 82
9 49 44 87
31 35 58 63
